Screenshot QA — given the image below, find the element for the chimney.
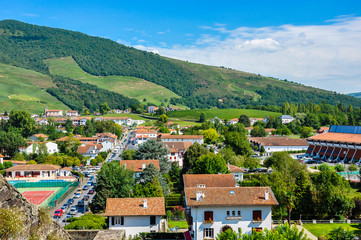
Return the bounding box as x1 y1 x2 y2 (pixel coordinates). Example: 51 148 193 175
265 190 269 201
143 199 148 208
196 191 203 201
142 163 146 170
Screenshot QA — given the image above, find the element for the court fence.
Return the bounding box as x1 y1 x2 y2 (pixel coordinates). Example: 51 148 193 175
13 180 79 208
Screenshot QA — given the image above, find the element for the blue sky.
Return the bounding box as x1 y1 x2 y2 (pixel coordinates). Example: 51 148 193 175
1 0 361 93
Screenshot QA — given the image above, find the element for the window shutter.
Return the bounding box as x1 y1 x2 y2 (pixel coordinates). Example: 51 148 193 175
111 216 114 225
121 216 124 225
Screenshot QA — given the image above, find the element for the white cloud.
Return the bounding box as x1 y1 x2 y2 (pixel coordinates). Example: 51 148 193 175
135 16 361 94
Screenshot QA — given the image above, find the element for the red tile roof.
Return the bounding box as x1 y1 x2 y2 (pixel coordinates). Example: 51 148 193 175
227 164 245 173
120 160 160 172
105 197 165 216
308 132 361 145
160 134 203 140
248 137 308 146
163 142 193 152
185 187 278 207
6 164 61 172
183 174 236 188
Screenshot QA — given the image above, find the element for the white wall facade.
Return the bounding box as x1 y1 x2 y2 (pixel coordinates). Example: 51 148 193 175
190 205 272 240
263 145 308 156
231 172 243 182
108 215 162 237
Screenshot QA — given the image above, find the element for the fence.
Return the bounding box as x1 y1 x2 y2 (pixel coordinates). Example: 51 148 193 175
12 180 79 208
47 181 79 208
273 219 361 225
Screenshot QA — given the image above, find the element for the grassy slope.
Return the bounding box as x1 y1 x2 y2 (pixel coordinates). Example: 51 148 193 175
0 62 69 113
303 223 361 237
44 57 182 106
166 57 317 98
166 108 281 120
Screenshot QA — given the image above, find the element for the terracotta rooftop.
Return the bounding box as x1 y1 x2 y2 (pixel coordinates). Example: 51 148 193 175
96 132 118 139
77 143 102 154
6 164 61 172
102 117 131 120
71 117 92 121
105 197 165 216
308 132 361 145
160 134 203 140
33 134 48 139
120 160 160 172
163 142 193 152
227 164 245 173
185 187 278 207
183 174 236 188
248 137 308 146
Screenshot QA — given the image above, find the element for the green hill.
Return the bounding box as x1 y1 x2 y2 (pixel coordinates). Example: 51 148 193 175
0 62 68 113
348 92 361 98
44 56 181 106
0 19 360 110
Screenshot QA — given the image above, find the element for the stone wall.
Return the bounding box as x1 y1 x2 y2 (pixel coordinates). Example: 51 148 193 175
67 230 125 240
0 175 72 240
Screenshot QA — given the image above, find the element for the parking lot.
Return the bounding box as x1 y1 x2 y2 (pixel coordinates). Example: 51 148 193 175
53 173 97 227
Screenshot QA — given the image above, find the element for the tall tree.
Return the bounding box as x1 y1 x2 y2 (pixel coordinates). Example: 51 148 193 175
6 110 36 137
90 161 134 212
136 139 170 173
182 143 209 174
0 131 27 157
193 153 229 174
238 115 250 127
199 112 206 123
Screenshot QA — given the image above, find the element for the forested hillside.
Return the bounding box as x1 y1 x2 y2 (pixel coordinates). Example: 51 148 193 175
47 76 139 112
0 19 360 109
349 92 361 99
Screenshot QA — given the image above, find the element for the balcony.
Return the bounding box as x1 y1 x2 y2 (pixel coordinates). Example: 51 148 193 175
203 219 214 224
226 216 242 220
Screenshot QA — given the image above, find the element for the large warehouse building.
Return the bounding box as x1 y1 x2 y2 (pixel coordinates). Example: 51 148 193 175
306 125 361 163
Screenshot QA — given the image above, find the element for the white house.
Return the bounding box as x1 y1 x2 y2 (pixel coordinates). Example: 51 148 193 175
250 118 265 126
5 164 61 178
71 117 92 126
105 197 166 237
148 106 159 114
44 106 63 117
248 137 308 156
163 142 193 167
228 118 239 125
58 167 72 177
20 142 59 155
184 187 278 239
227 164 245 182
135 129 158 139
210 117 223 124
77 143 103 159
99 117 135 126
281 115 295 124
0 154 3 164
159 134 204 144
65 110 79 117
29 134 49 142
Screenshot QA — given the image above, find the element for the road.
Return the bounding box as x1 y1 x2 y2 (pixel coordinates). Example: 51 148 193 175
54 173 97 227
108 129 134 162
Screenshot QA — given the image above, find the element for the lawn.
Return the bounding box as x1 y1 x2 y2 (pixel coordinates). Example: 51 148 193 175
168 220 188 229
303 223 361 237
166 108 281 121
45 57 183 106
0 62 69 113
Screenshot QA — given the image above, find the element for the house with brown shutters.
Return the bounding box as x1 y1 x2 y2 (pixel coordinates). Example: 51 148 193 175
163 142 193 167
105 197 166 237
184 186 278 239
120 160 160 179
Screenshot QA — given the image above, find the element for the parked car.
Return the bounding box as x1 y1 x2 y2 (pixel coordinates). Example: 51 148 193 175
74 192 81 198
83 185 89 190
67 198 74 204
69 207 77 215
78 200 84 207
53 209 63 218
88 189 95 195
62 203 69 209
84 195 89 201
255 168 268 173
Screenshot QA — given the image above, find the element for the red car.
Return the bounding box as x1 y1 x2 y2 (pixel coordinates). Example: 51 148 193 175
54 209 63 218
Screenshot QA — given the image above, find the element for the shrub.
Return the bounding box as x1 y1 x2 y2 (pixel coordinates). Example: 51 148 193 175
0 207 25 239
349 164 358 171
334 164 345 172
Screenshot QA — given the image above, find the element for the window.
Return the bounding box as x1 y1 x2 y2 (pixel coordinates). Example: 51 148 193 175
227 211 230 216
232 211 235 216
204 228 214 238
253 210 262 221
237 211 241 216
113 216 124 225
204 211 213 222
150 216 156 225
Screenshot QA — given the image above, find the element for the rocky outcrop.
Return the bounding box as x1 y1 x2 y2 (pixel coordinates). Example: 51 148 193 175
67 230 125 240
0 175 72 240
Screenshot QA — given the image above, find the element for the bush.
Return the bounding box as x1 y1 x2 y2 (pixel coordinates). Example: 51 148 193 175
349 164 358 171
335 164 345 172
0 207 25 239
64 214 106 230
318 163 330 171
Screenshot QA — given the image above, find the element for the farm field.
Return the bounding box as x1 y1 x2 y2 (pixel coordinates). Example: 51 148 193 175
44 57 182 106
303 223 361 237
166 108 281 121
0 62 69 113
